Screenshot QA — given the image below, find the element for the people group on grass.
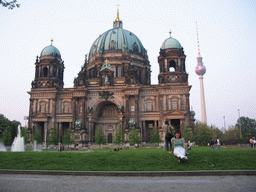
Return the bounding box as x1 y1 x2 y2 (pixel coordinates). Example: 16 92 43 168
163 121 188 163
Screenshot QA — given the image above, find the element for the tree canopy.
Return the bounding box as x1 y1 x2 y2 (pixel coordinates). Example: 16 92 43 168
149 126 161 147
236 116 256 138
0 0 20 9
62 128 75 147
32 129 43 144
94 127 106 145
114 126 124 145
129 126 140 145
48 128 59 146
0 114 20 145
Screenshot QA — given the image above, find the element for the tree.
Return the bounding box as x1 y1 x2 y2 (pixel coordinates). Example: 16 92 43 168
62 128 75 147
48 128 59 146
0 114 19 144
193 121 212 145
114 126 124 145
236 116 256 138
94 127 106 145
181 125 193 142
222 125 241 144
149 126 161 147
20 127 28 144
2 127 12 146
129 126 140 145
32 129 43 144
209 125 224 140
0 0 20 9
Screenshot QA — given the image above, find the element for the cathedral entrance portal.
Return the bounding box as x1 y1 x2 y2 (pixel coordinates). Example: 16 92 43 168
108 133 112 143
94 101 121 143
171 119 180 131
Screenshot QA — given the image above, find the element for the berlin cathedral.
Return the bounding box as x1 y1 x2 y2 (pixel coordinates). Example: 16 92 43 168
27 10 195 146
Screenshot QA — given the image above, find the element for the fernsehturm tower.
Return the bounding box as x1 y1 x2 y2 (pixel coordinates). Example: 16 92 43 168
195 22 207 124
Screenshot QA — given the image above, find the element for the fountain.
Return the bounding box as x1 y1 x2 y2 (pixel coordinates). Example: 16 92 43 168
11 125 25 152
0 142 6 152
33 140 42 152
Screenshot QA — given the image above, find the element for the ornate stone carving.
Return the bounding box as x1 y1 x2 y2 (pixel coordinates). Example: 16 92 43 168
98 91 114 100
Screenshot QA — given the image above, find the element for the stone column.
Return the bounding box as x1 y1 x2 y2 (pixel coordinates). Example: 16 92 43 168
180 120 184 132
135 95 139 123
165 59 168 72
142 121 146 142
125 95 129 129
142 66 146 84
59 123 62 142
88 115 92 143
72 98 76 129
82 97 86 130
52 98 56 129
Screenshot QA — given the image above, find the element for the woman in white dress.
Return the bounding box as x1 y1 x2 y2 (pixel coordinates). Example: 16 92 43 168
170 131 188 163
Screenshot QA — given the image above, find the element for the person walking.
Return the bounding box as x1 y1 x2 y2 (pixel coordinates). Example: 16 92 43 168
253 137 256 149
215 137 221 150
170 130 188 163
210 139 215 150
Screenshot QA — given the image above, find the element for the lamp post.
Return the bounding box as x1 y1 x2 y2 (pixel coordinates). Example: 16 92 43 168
238 109 242 139
223 116 226 131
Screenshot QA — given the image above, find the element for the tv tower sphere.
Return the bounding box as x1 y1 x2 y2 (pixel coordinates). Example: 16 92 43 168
195 64 206 76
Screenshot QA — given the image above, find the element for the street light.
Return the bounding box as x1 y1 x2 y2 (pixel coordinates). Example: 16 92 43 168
223 116 226 131
238 109 242 139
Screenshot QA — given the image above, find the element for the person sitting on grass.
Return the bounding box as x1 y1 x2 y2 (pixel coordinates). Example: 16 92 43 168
169 131 188 163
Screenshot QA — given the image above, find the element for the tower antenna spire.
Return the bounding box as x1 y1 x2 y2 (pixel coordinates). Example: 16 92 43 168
196 21 201 57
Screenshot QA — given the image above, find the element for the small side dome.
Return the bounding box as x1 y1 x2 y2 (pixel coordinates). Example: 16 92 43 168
40 45 61 58
161 31 182 49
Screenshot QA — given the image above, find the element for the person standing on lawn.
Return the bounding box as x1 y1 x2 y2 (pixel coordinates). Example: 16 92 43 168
170 130 188 163
250 137 253 148
187 140 192 150
253 137 256 149
215 137 221 150
209 139 215 150
163 121 171 151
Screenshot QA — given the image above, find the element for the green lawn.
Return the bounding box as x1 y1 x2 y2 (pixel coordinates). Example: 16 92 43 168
0 147 255 171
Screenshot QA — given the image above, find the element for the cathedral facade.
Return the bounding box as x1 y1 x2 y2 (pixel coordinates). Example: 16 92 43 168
27 11 194 146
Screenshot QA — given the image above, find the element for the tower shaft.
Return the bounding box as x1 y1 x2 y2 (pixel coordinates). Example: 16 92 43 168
199 75 207 123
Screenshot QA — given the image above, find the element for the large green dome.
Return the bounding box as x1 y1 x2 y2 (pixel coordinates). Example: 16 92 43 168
40 45 61 58
88 28 148 59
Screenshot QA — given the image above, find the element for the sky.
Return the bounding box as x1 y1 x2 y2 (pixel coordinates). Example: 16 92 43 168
0 0 255 130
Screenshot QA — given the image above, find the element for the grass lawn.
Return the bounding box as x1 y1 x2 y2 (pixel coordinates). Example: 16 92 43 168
0 147 255 171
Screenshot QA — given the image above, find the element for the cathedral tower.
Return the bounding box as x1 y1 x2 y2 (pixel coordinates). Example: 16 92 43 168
31 40 64 89
158 31 188 85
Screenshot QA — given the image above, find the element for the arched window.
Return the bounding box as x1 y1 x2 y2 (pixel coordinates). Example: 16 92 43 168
169 60 176 72
43 67 48 77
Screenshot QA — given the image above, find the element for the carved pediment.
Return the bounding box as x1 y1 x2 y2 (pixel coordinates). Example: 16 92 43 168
33 112 51 118
165 110 186 116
